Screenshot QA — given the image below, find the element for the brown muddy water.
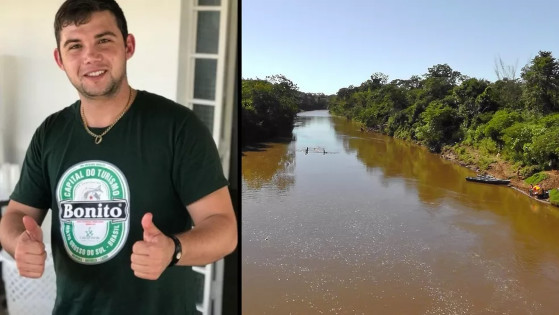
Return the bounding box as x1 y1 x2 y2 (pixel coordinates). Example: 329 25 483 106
242 110 559 314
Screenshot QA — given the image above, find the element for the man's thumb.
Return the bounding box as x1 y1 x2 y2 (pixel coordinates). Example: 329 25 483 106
22 216 42 242
141 212 162 241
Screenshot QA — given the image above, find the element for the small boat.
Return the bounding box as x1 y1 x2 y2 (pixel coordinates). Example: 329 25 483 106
465 175 510 185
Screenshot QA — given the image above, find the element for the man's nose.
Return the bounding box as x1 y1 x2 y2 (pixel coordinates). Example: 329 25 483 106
83 45 102 63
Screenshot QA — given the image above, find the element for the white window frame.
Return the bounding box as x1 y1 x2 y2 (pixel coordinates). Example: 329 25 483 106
185 3 227 145
178 0 236 314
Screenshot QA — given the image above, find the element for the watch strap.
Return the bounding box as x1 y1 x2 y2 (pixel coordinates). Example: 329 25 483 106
168 234 182 267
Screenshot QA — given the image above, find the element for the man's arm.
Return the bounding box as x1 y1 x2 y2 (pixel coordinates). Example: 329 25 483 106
0 200 46 257
177 186 238 266
0 200 48 278
131 186 238 280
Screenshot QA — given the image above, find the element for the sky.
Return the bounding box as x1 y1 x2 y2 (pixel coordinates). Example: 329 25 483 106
242 0 559 95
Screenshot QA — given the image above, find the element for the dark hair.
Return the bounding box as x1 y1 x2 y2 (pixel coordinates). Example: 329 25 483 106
54 0 128 49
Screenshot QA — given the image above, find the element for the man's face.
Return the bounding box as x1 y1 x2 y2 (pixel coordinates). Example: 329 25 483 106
54 11 134 99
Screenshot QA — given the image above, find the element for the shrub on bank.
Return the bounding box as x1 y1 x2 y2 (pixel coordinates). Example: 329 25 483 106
478 155 495 170
550 189 559 206
524 172 549 185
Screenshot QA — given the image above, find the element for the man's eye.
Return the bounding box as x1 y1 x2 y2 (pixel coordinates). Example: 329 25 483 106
99 38 110 44
69 44 81 50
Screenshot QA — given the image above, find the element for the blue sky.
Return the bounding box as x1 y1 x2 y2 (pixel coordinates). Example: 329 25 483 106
242 0 559 95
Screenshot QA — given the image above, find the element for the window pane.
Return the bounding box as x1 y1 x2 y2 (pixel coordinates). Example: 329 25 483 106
198 0 220 5
194 58 217 100
196 11 220 54
194 271 205 306
194 104 215 134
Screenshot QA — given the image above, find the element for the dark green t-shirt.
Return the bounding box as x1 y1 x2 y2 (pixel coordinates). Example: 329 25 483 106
10 90 228 315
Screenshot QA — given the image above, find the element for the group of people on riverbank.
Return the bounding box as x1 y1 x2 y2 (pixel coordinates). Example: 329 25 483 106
529 184 549 199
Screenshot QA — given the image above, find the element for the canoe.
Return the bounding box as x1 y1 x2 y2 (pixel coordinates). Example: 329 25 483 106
465 176 510 185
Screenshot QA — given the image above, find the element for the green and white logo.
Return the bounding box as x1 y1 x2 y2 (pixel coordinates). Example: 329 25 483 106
56 161 130 264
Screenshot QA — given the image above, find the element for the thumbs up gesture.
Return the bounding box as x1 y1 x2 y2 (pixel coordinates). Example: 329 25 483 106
131 213 175 280
14 216 47 278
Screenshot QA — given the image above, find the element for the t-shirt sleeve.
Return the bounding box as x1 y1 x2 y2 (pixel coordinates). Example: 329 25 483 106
10 125 51 209
172 112 229 206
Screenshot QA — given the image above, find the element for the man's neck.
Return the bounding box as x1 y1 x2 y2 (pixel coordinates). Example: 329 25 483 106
80 85 134 128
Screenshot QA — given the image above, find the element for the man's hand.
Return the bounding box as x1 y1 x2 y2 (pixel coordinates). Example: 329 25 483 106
131 213 175 280
14 216 46 278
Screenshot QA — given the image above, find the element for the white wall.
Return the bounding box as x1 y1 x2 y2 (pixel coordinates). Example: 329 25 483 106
0 0 181 164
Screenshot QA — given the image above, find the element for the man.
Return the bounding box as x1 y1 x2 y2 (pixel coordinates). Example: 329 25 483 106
0 0 237 314
538 185 546 198
533 184 541 197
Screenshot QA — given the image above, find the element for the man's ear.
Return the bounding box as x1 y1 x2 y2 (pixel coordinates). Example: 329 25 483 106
125 34 135 60
54 48 64 70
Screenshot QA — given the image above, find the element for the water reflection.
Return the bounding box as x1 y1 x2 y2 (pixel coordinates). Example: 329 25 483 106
332 116 463 204
242 138 296 193
293 115 313 128
243 110 559 314
330 114 559 255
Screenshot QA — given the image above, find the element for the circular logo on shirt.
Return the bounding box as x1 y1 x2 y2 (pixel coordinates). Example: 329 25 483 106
56 161 129 264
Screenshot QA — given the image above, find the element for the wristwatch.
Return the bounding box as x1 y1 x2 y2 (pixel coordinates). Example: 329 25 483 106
168 234 182 267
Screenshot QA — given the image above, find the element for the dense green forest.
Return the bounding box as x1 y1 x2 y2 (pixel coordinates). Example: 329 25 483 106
329 51 559 175
241 75 329 145
242 51 559 177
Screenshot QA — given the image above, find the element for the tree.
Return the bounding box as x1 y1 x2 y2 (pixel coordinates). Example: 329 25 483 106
391 75 423 90
415 100 462 152
241 75 300 145
425 64 464 86
453 78 491 126
491 79 523 110
521 51 559 113
266 74 298 91
298 92 328 111
494 56 518 80
528 126 559 169
357 73 388 92
483 109 523 148
422 64 464 100
501 122 536 162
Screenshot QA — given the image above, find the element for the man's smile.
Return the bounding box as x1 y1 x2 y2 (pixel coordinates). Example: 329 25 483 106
84 70 107 77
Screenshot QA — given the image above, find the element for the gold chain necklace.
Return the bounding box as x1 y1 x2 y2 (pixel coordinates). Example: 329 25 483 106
80 88 133 144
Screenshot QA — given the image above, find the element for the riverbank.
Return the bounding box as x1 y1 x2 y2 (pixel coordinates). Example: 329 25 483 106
441 145 559 206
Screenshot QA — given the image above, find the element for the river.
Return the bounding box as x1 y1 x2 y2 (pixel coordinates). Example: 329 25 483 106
242 110 559 314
